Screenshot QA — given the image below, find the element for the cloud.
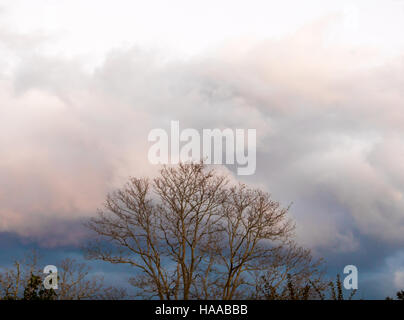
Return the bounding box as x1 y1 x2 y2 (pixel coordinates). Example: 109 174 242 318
1 16 404 298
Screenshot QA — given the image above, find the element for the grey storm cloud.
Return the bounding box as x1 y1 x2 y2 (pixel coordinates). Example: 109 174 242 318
1 17 404 294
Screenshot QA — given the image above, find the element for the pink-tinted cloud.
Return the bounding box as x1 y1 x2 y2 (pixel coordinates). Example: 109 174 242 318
1 16 404 255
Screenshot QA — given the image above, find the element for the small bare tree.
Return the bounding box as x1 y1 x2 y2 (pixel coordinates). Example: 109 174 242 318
253 243 324 299
0 251 125 300
57 258 126 300
85 163 324 299
0 250 41 300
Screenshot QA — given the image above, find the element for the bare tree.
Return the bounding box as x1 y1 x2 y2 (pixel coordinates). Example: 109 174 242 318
253 243 325 299
0 250 41 300
311 274 356 301
0 251 125 300
85 163 324 300
57 258 126 300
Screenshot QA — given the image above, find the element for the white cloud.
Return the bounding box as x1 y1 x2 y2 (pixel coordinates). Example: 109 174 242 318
0 4 404 255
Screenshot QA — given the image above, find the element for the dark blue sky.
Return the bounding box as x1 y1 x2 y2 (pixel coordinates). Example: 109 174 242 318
0 228 401 299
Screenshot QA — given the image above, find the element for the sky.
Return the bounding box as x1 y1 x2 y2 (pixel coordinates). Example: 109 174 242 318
1 0 404 298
